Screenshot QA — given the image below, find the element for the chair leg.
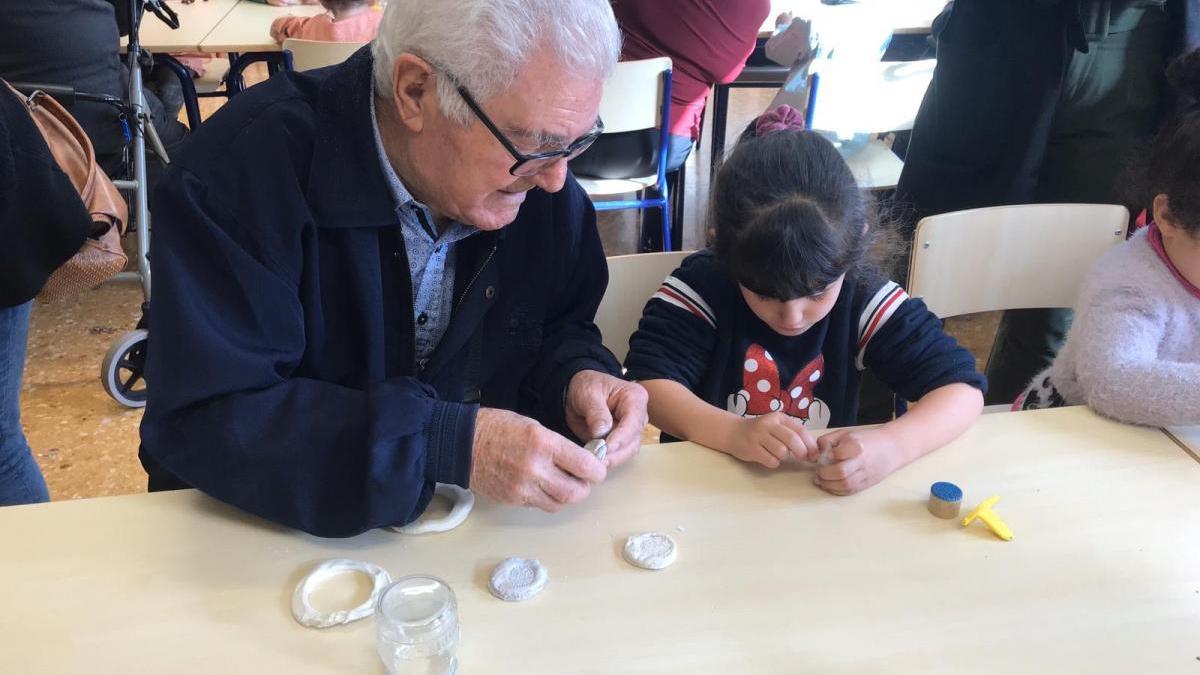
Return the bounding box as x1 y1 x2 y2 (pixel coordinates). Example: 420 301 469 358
638 189 657 252
710 84 730 177
670 167 686 249
639 210 660 253
661 188 672 253
637 191 664 253
663 169 685 250
156 55 202 131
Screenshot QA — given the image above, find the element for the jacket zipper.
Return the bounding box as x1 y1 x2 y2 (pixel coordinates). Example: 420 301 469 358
454 243 498 312
415 242 498 375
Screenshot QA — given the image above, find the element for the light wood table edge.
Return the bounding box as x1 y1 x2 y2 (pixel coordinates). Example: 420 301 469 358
1163 427 1200 464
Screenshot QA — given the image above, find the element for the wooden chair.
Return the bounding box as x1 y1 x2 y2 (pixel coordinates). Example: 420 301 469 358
281 39 367 72
908 203 1129 412
595 251 693 363
908 203 1128 318
570 58 676 250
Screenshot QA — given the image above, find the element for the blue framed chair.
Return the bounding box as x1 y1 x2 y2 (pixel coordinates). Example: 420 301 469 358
155 54 203 130
569 57 675 252
150 51 282 133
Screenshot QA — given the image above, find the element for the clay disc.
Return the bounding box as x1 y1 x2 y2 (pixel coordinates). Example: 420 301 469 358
488 557 548 602
623 532 678 570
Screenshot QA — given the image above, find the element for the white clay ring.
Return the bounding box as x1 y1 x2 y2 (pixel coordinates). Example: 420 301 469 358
389 484 475 535
291 558 392 629
584 438 607 462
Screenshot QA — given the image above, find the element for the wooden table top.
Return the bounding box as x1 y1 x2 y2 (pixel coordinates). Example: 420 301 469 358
197 0 326 53
128 0 240 53
3 407 1198 674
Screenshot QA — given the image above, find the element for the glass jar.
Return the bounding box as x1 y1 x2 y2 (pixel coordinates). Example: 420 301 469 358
376 575 460 675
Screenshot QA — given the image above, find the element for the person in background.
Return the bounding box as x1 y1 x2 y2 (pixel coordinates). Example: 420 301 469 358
606 0 770 173
1017 50 1200 427
271 0 382 44
898 0 1197 406
625 106 984 496
0 84 93 506
569 0 769 252
0 0 188 177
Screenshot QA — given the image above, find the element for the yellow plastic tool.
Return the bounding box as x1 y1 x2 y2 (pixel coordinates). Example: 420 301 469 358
961 495 1013 541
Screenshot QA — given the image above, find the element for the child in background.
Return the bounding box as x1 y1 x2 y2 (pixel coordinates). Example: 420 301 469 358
625 105 985 496
270 0 381 45
1017 50 1200 427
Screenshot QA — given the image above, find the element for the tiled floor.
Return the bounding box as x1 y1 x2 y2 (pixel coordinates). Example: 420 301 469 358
20 70 997 501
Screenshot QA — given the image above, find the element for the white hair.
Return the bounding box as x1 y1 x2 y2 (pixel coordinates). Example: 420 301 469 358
371 0 621 125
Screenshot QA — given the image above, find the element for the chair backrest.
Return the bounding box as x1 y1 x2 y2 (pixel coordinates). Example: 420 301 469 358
908 203 1128 318
595 251 693 363
568 57 672 183
598 57 672 134
281 39 367 72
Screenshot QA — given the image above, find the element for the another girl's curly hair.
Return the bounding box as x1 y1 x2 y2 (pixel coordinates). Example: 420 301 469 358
1132 48 1200 234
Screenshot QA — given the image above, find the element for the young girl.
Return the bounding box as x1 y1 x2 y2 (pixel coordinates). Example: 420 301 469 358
1017 51 1200 427
270 0 382 45
625 105 985 496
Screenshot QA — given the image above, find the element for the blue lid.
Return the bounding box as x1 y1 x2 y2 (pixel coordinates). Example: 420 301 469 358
930 481 962 502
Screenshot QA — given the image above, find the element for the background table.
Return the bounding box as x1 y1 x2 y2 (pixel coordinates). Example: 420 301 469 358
762 0 948 39
198 0 326 53
3 407 1199 673
129 0 240 53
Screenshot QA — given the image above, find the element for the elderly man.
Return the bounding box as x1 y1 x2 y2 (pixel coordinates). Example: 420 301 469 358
139 0 647 537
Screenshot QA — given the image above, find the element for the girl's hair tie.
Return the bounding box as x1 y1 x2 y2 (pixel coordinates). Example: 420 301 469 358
755 104 807 136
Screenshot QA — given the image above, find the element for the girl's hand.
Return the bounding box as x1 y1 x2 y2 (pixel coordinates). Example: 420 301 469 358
269 18 288 42
812 428 902 495
722 413 817 469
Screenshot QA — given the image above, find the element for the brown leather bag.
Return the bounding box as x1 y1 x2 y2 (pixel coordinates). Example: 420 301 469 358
5 82 129 303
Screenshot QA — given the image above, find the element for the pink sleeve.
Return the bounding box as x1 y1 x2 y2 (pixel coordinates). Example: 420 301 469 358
172 53 211 78
271 16 305 44
328 12 383 43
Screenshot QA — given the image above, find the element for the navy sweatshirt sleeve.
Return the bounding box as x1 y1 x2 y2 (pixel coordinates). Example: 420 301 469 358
140 166 473 538
857 282 987 401
517 177 622 437
624 252 722 387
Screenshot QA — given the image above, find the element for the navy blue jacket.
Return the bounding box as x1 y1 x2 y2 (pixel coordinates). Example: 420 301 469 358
139 49 620 537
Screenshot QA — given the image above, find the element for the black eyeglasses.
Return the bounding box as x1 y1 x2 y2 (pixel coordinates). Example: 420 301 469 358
447 76 604 177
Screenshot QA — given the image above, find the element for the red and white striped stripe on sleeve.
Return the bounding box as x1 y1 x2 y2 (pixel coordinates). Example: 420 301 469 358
652 275 717 329
855 281 908 369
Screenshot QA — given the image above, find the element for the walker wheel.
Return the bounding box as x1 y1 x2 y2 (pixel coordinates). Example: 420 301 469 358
101 329 149 408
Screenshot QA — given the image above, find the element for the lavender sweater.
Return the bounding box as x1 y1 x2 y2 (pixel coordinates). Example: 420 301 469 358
1026 227 1200 427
